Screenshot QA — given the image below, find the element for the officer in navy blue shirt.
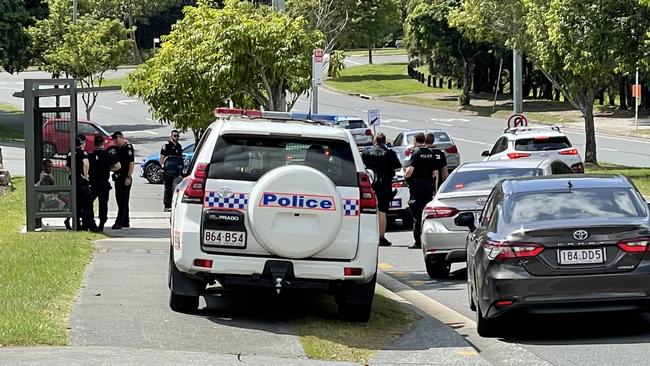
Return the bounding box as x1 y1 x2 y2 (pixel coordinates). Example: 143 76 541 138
65 134 99 231
89 135 120 231
160 130 183 212
111 131 135 230
404 133 446 249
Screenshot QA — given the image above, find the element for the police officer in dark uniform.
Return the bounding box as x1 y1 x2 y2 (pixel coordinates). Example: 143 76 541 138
111 131 135 230
425 132 449 189
89 135 121 231
65 134 99 231
160 129 183 212
404 133 447 249
362 132 402 246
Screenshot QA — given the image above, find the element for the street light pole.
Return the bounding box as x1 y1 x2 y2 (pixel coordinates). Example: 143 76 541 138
513 49 523 114
272 0 285 12
635 67 640 131
73 0 78 22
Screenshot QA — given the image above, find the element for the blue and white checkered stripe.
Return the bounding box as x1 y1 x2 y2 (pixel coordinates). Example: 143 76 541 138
343 199 360 217
204 192 249 210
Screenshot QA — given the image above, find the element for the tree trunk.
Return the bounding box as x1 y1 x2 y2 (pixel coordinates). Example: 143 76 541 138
127 8 142 64
608 87 616 106
368 43 373 65
578 91 598 165
459 60 472 106
618 77 628 110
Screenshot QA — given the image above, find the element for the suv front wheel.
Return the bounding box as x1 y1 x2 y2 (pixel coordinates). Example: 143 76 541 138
336 275 376 322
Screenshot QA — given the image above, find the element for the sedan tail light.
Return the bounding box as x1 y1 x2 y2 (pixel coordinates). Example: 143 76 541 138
445 145 458 154
423 206 459 219
483 241 544 260
617 238 650 252
365 129 373 136
507 152 531 159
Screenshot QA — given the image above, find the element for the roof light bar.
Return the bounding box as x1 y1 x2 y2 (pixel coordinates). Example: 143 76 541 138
214 108 342 123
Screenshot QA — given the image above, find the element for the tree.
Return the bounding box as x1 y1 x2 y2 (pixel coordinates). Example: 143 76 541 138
349 0 401 64
0 0 35 73
126 0 322 133
451 0 650 165
287 0 354 54
406 0 487 105
89 0 179 63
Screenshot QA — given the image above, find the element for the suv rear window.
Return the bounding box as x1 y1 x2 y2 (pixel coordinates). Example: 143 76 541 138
440 168 541 193
506 188 646 224
338 120 366 129
515 136 571 151
208 135 358 186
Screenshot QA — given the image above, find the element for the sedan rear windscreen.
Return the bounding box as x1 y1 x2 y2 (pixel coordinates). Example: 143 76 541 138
515 136 571 151
506 188 646 224
338 120 366 129
208 135 358 186
406 132 451 144
440 168 541 193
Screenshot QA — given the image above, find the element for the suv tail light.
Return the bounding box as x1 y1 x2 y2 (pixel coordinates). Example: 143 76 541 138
182 163 208 204
445 145 458 154
423 206 459 219
392 179 406 188
559 148 579 155
617 238 649 252
483 241 544 260
365 129 373 136
571 162 584 173
358 172 377 213
507 152 531 159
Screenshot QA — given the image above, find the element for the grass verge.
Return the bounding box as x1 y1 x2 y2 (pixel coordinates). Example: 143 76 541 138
0 104 24 141
0 179 100 346
586 164 650 197
294 288 419 363
102 77 130 90
328 63 450 97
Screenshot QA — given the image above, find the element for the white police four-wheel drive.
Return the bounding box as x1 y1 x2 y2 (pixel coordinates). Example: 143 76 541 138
169 108 380 321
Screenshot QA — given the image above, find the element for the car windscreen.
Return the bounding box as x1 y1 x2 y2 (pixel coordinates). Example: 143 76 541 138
515 136 571 151
405 131 451 144
338 120 366 129
439 168 541 193
208 135 358 187
506 188 646 224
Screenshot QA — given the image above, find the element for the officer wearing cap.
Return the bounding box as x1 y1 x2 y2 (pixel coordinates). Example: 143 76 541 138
65 134 99 231
361 132 402 246
110 131 135 229
89 135 121 231
160 129 183 212
404 132 447 249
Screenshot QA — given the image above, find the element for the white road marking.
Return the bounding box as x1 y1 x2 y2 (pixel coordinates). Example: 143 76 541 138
430 117 470 123
345 59 362 65
563 130 650 145
116 99 138 106
433 122 452 127
598 147 620 152
127 130 158 135
292 108 301 112
380 125 408 131
452 137 492 146
319 88 343 96
99 105 113 110
295 99 309 104
0 87 18 91
384 118 409 124
146 118 155 122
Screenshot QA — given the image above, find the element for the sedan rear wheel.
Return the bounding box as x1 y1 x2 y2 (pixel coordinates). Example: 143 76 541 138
476 303 499 337
145 163 164 184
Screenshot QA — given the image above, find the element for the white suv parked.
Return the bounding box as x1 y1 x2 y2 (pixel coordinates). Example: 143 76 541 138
481 126 584 173
169 109 380 321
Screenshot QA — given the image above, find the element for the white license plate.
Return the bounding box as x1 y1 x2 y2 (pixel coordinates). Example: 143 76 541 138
390 198 402 208
203 230 246 248
558 248 605 265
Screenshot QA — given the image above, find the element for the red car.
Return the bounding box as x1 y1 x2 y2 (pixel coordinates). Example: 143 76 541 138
42 119 114 158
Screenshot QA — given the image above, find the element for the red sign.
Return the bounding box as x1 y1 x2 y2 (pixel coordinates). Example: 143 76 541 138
632 84 642 98
507 113 528 128
313 49 324 63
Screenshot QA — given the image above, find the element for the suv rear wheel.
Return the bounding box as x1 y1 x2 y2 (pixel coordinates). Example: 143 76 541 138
169 292 199 313
425 259 450 278
168 247 203 313
336 275 376 322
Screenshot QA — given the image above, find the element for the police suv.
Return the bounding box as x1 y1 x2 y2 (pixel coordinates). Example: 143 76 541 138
169 108 380 321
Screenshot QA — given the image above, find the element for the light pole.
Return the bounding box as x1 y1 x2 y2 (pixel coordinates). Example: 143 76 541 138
73 0 78 22
513 49 523 114
272 0 285 12
153 38 161 55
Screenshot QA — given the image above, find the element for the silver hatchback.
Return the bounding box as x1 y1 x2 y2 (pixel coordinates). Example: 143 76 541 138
420 159 574 278
390 129 460 171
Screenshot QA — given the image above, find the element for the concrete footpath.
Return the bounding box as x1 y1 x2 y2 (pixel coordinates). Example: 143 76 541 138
0 215 488 366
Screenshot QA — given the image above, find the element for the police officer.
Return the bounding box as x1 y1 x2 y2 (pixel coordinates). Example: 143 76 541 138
425 132 449 189
404 133 447 249
160 130 183 212
65 134 99 231
362 132 402 246
89 135 121 231
111 131 135 230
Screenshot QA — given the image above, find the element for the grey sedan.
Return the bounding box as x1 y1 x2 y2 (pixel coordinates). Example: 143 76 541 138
390 129 460 171
456 175 650 337
421 159 574 278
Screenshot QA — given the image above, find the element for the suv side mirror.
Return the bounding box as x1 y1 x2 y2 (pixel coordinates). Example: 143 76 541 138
386 142 392 148
481 150 490 157
454 212 476 232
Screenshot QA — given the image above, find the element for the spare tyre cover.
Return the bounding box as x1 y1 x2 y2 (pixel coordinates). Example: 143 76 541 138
248 165 343 259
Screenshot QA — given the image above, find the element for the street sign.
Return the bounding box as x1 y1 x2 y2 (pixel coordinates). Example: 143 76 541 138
312 49 324 86
507 113 528 128
368 109 380 126
632 84 642 98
